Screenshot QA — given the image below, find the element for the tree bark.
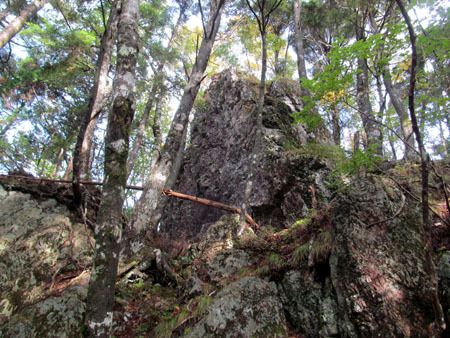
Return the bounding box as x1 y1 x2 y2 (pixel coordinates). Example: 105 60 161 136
355 13 383 157
356 56 383 156
127 0 226 253
331 104 340 146
293 0 307 81
382 67 415 160
72 0 121 206
0 0 47 50
239 0 282 234
83 0 139 336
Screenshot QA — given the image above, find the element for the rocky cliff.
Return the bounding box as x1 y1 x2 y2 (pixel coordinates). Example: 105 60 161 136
0 70 449 337
160 70 331 240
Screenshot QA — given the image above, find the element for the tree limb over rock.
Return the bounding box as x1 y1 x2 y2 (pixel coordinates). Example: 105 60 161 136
162 189 260 230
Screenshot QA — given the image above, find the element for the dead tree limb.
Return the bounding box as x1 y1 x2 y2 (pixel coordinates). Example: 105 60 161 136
0 174 144 190
162 189 260 230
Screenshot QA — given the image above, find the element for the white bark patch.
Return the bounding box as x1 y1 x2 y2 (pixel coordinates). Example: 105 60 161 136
175 123 184 131
155 172 167 182
118 46 135 56
89 311 113 330
111 139 126 153
122 72 134 87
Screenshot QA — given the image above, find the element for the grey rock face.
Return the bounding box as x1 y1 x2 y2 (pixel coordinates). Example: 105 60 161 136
185 276 287 337
328 177 433 337
0 186 92 337
208 249 254 282
160 69 331 240
438 252 450 315
277 271 338 337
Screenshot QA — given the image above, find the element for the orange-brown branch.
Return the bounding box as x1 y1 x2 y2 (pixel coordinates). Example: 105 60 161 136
162 189 259 229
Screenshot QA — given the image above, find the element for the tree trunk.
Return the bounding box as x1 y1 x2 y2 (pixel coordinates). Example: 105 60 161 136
356 56 382 156
331 104 340 146
83 0 139 336
53 147 64 179
382 67 415 160
395 0 446 334
72 0 121 206
127 0 226 253
62 155 73 180
126 4 186 178
239 27 266 233
293 0 307 81
0 0 47 50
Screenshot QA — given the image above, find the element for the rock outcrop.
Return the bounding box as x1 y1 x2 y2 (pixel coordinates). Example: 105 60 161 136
182 176 439 337
160 70 332 241
0 184 93 337
158 70 443 337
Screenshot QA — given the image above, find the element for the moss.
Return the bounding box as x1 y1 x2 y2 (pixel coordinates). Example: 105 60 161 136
292 243 309 266
152 295 213 337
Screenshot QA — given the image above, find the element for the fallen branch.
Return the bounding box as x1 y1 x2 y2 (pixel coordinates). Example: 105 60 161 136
0 174 144 190
162 189 259 229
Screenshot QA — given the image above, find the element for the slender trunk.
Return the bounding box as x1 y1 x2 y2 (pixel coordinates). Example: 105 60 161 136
127 0 226 253
0 0 46 50
62 155 73 180
331 104 340 146
53 147 64 179
395 0 446 335
388 131 397 160
293 0 307 81
72 0 120 206
382 67 415 160
83 0 139 336
356 56 382 156
239 28 266 233
437 110 448 157
126 7 186 178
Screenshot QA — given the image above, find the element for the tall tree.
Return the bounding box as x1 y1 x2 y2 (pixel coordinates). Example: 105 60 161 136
382 66 415 159
355 6 383 156
0 0 47 50
293 0 306 80
239 0 282 233
83 0 139 335
126 0 191 178
394 0 445 334
72 0 121 206
127 0 226 253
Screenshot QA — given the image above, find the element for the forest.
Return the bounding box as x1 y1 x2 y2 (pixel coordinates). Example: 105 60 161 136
0 0 449 337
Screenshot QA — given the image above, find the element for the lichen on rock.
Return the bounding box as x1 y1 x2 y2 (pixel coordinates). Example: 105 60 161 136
0 185 93 337
185 276 288 337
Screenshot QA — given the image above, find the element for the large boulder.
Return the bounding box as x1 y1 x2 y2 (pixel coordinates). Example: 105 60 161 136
0 185 93 337
327 176 434 337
